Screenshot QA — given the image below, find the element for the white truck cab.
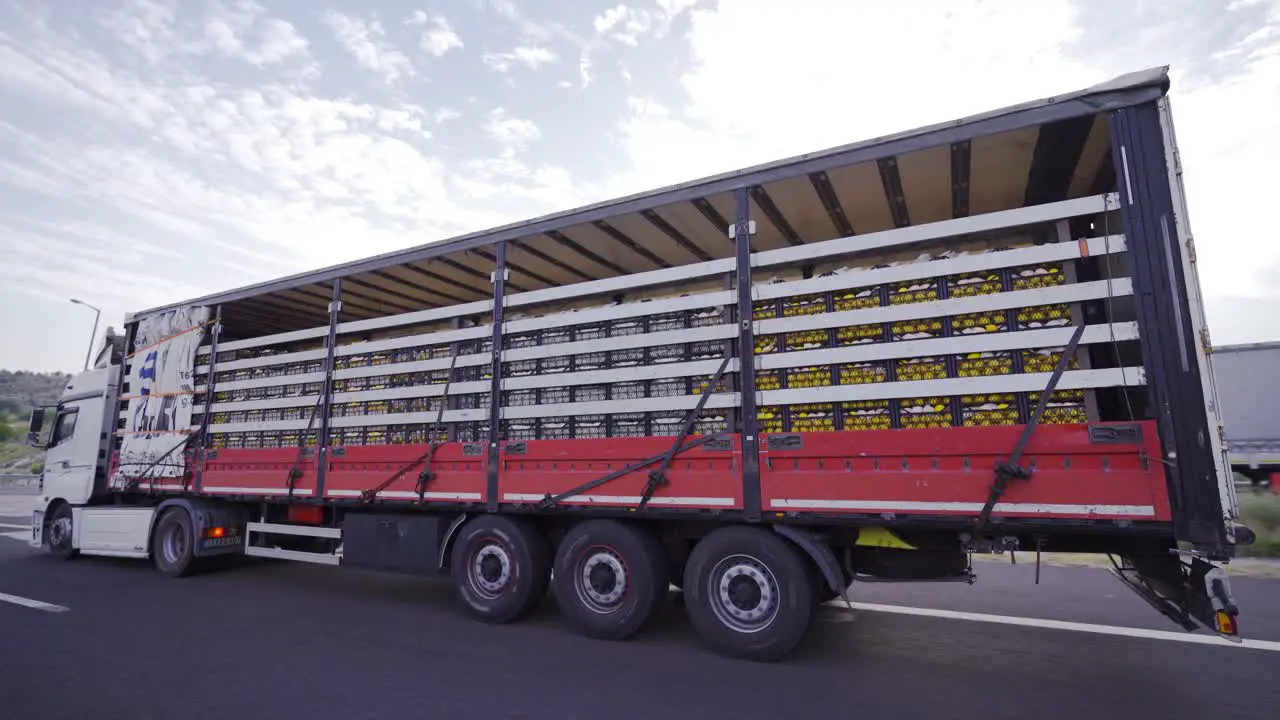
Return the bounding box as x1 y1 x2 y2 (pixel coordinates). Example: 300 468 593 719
25 364 149 557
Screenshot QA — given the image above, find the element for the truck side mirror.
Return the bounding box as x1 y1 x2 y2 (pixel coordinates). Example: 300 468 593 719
26 406 55 449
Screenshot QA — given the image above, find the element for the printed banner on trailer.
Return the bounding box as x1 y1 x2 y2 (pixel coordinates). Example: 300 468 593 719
112 305 211 482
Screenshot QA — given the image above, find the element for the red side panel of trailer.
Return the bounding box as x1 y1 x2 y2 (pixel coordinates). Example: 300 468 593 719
321 443 488 504
758 422 1171 521
128 421 1172 523
498 435 744 510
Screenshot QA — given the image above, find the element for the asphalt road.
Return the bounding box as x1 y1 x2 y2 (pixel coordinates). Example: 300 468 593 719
1 494 1278 720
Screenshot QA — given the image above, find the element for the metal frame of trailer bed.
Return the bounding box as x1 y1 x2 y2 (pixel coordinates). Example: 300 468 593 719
106 66 1235 558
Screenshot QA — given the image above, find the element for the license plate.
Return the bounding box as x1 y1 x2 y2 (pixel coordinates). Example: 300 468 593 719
29 510 43 548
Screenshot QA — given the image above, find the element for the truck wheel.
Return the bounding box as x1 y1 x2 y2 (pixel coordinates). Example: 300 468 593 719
153 508 198 577
683 526 815 661
45 503 76 560
552 519 669 641
450 515 550 624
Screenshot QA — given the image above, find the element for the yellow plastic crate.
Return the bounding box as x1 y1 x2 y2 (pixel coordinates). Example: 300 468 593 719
841 400 892 431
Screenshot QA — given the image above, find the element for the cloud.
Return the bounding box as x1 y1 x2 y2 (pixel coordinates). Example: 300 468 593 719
405 10 463 57
100 0 311 67
1 0 1279 374
322 10 413 83
608 0 1280 345
483 108 541 150
481 45 557 72
594 5 653 46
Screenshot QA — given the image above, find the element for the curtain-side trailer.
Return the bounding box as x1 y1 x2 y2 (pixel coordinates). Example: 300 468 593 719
24 66 1253 660
1213 341 1280 486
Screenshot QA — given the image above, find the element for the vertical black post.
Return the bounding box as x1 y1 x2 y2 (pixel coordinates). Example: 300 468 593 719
102 320 140 496
193 305 222 494
734 187 762 521
314 279 342 498
487 242 507 512
1109 101 1226 553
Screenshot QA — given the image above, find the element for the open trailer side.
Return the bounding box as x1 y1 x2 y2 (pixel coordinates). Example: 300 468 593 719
29 66 1249 660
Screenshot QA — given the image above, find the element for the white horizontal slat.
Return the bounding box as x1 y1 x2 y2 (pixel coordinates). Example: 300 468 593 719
503 291 733 335
500 393 740 420
506 258 736 309
756 322 1140 372
759 366 1145 407
197 348 328 375
501 357 736 392
336 300 493 335
333 325 491 358
199 379 490 414
198 372 327 393
195 302 493 359
196 395 321 414
755 192 1120 269
328 409 488 428
209 407 489 433
332 380 490 404
756 278 1134 337
197 325 329 357
502 324 737 362
753 235 1127 303
332 352 491 380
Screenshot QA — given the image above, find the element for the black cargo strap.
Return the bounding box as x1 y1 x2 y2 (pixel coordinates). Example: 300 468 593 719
640 354 733 510
537 432 729 510
975 323 1087 530
360 350 460 504
122 429 199 494
540 354 733 511
287 393 326 498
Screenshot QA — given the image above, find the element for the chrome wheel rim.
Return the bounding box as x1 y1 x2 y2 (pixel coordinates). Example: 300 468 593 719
708 554 780 633
470 540 513 599
575 546 628 614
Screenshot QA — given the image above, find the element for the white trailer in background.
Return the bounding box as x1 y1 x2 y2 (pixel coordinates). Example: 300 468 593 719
1213 341 1280 486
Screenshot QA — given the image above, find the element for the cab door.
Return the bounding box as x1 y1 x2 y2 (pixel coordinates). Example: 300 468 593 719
41 400 100 505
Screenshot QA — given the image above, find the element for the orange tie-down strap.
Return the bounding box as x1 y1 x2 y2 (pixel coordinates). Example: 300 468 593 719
126 321 212 360
119 390 195 401
114 428 197 436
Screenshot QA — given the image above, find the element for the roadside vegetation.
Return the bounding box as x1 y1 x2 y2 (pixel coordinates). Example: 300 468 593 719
1237 483 1280 558
0 370 69 474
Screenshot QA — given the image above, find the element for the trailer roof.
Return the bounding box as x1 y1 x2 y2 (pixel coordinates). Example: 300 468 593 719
133 66 1171 335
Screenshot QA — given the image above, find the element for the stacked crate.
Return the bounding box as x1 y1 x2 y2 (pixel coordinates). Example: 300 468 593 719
753 245 1093 434
499 304 733 441
197 324 494 450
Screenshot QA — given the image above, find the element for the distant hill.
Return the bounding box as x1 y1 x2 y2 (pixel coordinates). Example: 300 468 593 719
0 370 70 472
0 370 70 417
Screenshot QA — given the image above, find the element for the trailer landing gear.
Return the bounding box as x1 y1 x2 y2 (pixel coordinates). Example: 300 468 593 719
682 526 815 662
449 515 551 624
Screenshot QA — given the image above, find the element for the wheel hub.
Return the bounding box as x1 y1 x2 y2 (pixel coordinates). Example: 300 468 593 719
50 516 71 546
471 542 512 598
162 523 186 565
710 555 779 633
577 549 627 612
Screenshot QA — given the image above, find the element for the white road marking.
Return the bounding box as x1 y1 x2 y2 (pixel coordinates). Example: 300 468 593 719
2 530 29 541
833 601 1280 652
0 522 30 529
0 591 68 613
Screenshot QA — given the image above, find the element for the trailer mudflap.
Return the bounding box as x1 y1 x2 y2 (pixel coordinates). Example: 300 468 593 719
1110 553 1241 640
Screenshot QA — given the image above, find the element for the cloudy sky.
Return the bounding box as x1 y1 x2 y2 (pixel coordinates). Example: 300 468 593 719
0 0 1277 372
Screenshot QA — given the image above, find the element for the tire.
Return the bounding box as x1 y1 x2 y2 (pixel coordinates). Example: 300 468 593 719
152 508 198 577
552 519 669 641
683 526 815 662
449 515 551 624
45 503 76 560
